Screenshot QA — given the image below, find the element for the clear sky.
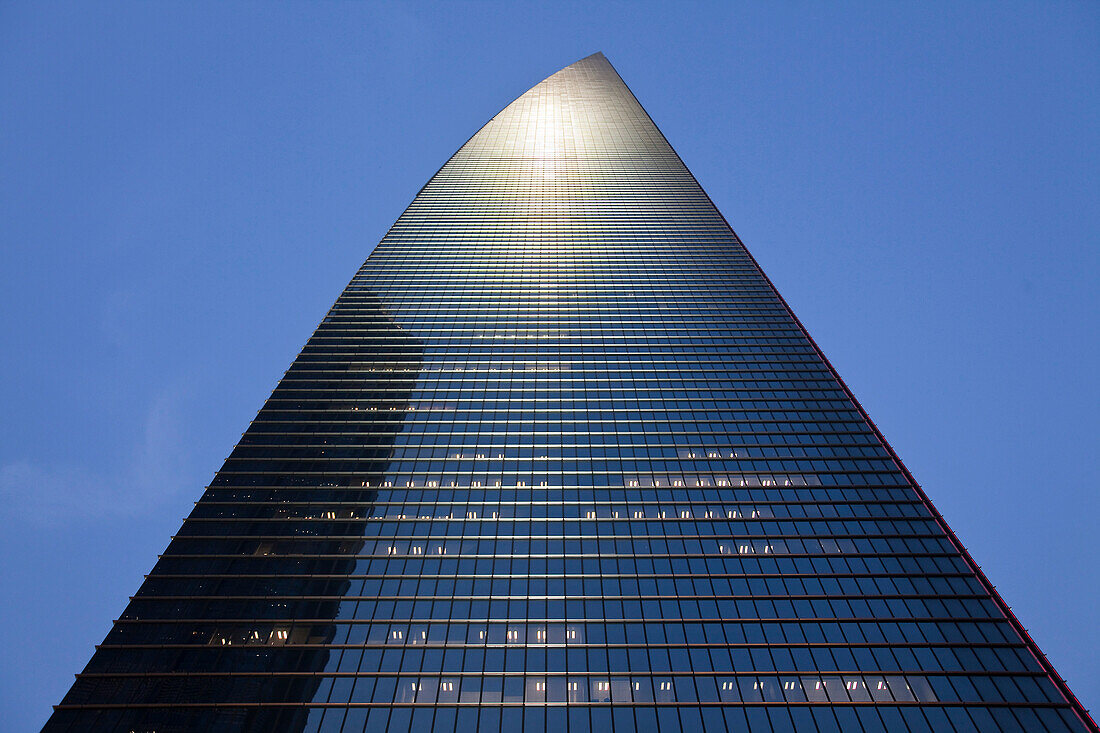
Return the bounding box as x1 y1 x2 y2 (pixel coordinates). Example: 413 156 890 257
1 2 1097 729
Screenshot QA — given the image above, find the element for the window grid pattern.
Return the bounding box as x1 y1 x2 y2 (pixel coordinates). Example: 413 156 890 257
46 53 1095 733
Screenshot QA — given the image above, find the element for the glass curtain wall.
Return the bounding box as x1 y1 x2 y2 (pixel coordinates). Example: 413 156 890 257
46 53 1096 733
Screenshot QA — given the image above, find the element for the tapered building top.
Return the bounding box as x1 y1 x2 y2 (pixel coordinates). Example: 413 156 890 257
46 53 1095 733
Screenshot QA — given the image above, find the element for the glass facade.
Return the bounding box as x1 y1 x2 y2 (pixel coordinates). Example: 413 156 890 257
46 53 1095 733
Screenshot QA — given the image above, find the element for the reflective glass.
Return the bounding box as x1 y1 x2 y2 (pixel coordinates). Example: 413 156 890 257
45 53 1094 733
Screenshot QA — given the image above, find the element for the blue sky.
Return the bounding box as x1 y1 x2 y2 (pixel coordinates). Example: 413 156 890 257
1 2 1097 729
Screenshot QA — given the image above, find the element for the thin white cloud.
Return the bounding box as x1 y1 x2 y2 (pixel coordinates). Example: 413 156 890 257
0 389 192 525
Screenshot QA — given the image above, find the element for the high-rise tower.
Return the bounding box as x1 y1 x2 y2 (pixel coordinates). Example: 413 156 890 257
47 53 1095 733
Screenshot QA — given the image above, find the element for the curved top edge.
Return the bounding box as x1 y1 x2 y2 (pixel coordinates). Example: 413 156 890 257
549 51 609 76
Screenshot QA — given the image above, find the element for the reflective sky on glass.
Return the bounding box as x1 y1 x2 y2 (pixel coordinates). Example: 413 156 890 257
42 53 1096 733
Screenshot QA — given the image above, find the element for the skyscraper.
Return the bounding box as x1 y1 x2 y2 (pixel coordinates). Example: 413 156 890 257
46 51 1095 732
